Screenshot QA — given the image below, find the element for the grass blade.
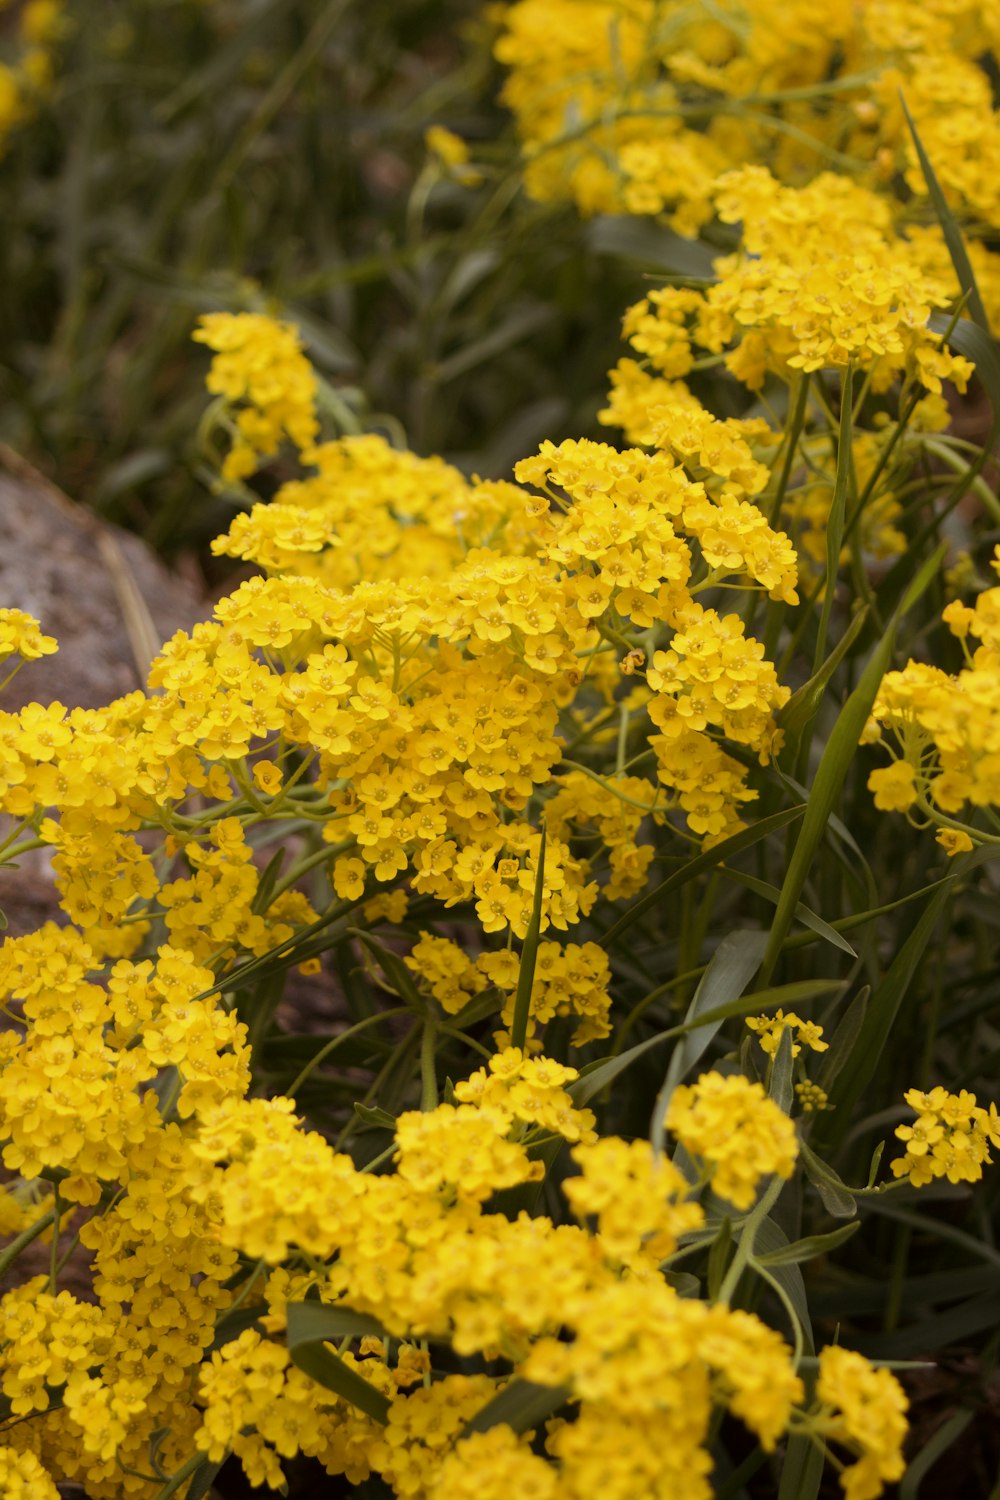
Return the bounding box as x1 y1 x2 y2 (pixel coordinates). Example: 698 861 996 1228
814 363 854 673
600 805 805 949
757 544 946 986
511 823 547 1052
901 93 990 334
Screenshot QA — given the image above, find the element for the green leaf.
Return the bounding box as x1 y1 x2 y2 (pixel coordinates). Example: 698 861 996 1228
650 931 769 1144
285 1303 391 1424
757 544 946 986
757 1221 860 1267
778 1435 825 1500
586 215 718 280
663 1269 702 1298
600 805 805 949
855 1291 1000 1360
777 604 868 760
899 1409 975 1500
929 313 1000 441
798 1139 857 1219
461 1379 570 1438
352 931 427 1011
354 1103 397 1130
251 849 287 915
186 1458 226 1500
752 1217 814 1348
707 1218 733 1301
817 986 869 1091
814 363 854 673
572 978 843 1108
511 823 547 1052
822 880 953 1135
210 1303 264 1352
768 1026 795 1115
718 868 857 956
901 93 989 333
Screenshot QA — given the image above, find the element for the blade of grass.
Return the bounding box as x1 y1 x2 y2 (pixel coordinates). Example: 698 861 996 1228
572 977 843 1107
813 363 854 674
511 823 547 1052
757 543 946 987
599 804 805 950
900 94 989 333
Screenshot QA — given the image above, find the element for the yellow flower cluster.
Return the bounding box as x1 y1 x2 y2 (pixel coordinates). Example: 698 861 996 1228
405 932 614 1043
866 548 1000 851
811 1347 910 1500
194 312 319 480
0 608 57 663
666 1071 799 1209
494 0 1000 247
747 1009 828 1060
891 1086 1000 1188
0 301 967 1499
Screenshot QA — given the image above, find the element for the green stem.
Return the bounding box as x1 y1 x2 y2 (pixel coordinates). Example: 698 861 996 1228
420 1020 438 1112
0 1205 56 1282
716 1176 784 1304
286 1007 410 1099
153 1451 211 1500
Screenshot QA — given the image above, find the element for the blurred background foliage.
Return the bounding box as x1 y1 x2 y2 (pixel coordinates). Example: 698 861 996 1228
0 0 655 563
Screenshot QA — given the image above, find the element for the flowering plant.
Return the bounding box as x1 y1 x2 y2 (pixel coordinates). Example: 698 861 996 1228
1 4 1000 1496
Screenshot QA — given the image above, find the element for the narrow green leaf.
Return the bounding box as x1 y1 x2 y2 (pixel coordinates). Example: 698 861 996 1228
352 931 426 1011
586 215 719 279
798 1139 857 1219
462 1379 570 1438
251 848 287 915
286 1303 391 1424
899 1409 975 1500
707 1218 733 1300
901 94 990 333
929 314 1000 441
822 880 953 1135
600 805 805 949
778 1435 825 1500
719 869 857 956
186 1458 226 1500
573 977 843 1108
210 1304 264 1352
511 823 547 1052
758 544 946 986
768 1026 795 1115
650 930 769 1144
757 1221 860 1267
866 1141 885 1188
752 1217 815 1348
855 1292 1000 1360
353 1103 397 1131
777 604 868 759
817 986 869 1091
663 1269 702 1298
814 363 854 673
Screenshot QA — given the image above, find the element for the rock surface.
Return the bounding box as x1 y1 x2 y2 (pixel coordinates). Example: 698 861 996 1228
0 458 206 712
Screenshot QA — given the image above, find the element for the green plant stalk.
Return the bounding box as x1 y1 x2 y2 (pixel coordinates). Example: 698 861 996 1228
0 1204 56 1282
716 1176 785 1304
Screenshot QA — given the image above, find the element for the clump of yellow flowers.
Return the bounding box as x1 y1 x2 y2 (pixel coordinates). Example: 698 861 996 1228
0 296 993 1500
